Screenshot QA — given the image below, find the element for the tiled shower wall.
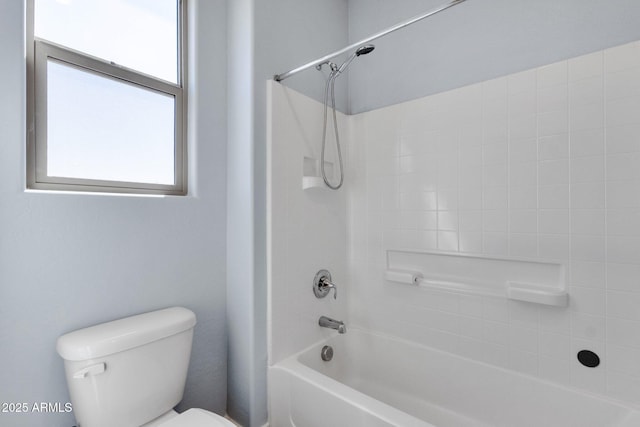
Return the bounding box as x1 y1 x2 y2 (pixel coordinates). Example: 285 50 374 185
348 40 640 405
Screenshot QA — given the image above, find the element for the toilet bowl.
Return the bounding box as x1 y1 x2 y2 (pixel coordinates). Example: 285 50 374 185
56 307 235 427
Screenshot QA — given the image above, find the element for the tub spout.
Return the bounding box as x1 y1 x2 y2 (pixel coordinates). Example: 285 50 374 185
319 316 346 334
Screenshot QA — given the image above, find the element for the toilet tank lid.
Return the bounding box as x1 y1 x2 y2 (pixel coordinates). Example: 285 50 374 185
57 307 197 361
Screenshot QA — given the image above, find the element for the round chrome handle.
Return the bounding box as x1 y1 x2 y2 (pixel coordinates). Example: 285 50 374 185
313 269 337 299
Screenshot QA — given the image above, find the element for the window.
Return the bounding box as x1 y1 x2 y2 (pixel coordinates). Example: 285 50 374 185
27 0 187 195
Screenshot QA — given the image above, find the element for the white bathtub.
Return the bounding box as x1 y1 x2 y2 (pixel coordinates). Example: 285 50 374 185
269 328 640 427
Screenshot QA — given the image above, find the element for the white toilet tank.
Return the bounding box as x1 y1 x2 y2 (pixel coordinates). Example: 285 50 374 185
57 307 197 427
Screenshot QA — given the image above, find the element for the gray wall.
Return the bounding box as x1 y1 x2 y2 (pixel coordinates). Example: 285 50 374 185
226 1 348 426
0 1 227 426
348 0 640 113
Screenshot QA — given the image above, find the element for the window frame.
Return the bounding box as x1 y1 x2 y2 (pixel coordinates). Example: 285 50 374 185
26 0 188 196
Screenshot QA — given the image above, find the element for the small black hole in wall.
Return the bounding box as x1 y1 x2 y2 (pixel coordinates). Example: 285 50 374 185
577 350 600 368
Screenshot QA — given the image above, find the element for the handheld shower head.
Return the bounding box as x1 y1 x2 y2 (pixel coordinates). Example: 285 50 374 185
337 44 375 74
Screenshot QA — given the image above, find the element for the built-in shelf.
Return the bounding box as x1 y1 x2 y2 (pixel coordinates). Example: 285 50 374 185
384 249 568 307
302 156 334 190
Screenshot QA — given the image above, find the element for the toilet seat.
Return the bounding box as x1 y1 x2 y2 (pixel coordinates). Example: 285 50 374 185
158 408 236 427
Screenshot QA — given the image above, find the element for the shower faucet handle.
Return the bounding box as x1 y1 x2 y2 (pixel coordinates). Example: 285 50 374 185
313 269 338 299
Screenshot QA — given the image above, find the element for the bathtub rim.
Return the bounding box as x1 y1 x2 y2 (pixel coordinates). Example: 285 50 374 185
270 326 640 424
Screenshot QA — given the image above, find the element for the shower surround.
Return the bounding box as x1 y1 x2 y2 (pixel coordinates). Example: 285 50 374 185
268 40 640 424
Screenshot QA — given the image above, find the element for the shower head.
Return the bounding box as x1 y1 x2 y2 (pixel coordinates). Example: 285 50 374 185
337 44 375 74
356 44 375 56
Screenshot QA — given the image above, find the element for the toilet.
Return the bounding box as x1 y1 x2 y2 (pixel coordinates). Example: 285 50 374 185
56 307 235 427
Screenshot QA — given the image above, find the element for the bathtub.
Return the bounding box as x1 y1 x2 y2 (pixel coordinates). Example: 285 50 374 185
269 328 640 427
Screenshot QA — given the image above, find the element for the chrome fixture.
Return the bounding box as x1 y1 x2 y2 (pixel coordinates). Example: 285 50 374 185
317 44 375 190
319 316 346 334
321 345 334 361
273 0 467 82
314 269 338 299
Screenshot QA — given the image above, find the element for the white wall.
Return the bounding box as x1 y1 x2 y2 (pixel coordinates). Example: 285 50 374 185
0 1 227 426
348 40 640 405
348 0 640 114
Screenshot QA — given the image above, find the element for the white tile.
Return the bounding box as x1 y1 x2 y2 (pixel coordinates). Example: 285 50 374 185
539 305 571 334
509 113 537 141
570 128 604 157
569 51 603 82
510 138 538 163
509 186 537 209
538 110 568 137
572 312 606 341
459 187 483 210
539 209 569 234
538 85 568 113
459 231 483 254
483 186 507 210
569 76 603 110
509 161 537 187
437 210 458 231
608 236 640 264
608 290 640 321
538 61 568 88
608 317 640 348
538 159 570 185
570 102 604 132
607 263 640 292
607 344 640 376
508 325 538 353
483 210 508 232
509 210 537 233
571 210 605 236
571 235 605 262
607 209 640 236
607 181 640 209
605 68 640 101
539 185 570 209
571 181 605 209
606 124 640 154
539 133 569 160
509 300 540 329
604 41 640 73
483 320 509 345
399 191 437 211
483 162 507 187
508 233 538 258
571 156 604 183
606 96 640 127
482 141 508 164
437 231 458 251
538 234 570 260
606 152 640 181
483 297 510 322
569 286 605 316
459 294 484 318
571 261 606 288
459 210 483 232
509 90 536 118
539 331 571 359
437 189 458 210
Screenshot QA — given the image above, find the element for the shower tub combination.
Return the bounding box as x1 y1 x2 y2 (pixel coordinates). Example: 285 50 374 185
269 328 640 427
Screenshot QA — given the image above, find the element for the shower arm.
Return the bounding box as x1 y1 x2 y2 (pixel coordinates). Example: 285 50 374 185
273 0 467 82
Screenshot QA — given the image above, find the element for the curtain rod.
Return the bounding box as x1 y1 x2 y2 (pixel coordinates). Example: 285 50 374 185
273 0 468 82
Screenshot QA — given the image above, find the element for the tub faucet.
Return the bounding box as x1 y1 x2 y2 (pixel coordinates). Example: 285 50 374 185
319 316 346 334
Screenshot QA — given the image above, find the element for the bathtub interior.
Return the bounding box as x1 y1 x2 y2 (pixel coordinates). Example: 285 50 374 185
288 329 640 427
